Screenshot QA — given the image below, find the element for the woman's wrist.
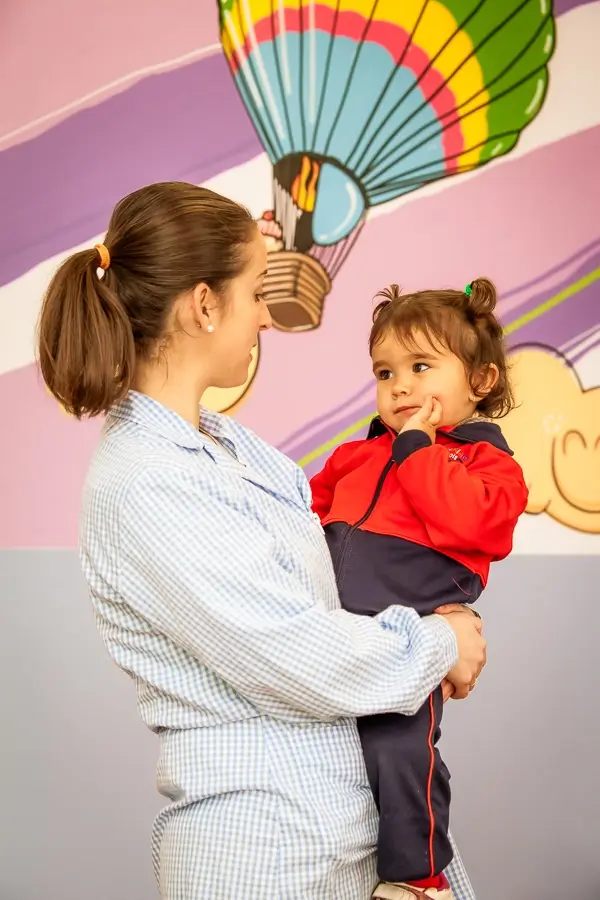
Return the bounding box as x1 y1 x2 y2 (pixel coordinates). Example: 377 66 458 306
423 614 459 673
434 602 481 620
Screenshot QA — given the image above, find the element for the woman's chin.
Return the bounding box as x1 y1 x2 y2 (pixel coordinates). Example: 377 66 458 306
202 349 259 413
216 369 249 391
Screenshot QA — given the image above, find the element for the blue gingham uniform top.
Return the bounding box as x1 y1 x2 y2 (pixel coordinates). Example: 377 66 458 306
80 391 477 900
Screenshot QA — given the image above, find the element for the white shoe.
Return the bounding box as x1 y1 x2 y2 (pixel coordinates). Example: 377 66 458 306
372 882 454 900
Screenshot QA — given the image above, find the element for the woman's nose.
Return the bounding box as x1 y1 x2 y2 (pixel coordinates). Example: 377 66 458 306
259 301 272 331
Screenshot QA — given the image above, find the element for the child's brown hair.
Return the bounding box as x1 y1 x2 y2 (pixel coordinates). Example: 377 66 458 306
369 278 514 418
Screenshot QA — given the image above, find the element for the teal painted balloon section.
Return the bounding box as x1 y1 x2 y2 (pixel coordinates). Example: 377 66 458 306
235 34 445 216
312 164 365 245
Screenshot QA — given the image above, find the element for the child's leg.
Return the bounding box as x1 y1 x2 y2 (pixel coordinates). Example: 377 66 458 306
358 687 452 884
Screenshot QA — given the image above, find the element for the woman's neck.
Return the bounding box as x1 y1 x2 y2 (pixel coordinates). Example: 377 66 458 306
133 361 209 429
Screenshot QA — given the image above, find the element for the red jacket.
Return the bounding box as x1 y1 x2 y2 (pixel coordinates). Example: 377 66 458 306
310 417 529 617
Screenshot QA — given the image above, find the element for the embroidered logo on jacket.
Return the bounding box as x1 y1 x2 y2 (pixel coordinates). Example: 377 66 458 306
447 447 468 463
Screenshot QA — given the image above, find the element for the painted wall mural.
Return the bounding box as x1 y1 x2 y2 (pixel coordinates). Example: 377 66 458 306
502 344 600 535
220 0 555 331
0 0 599 552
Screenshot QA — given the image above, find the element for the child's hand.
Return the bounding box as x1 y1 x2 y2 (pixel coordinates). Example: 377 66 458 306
441 678 455 702
399 396 442 441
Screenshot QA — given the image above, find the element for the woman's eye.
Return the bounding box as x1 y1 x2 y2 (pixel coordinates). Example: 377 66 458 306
255 293 265 303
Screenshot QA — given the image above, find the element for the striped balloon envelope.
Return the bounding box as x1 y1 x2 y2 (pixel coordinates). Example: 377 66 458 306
218 0 555 330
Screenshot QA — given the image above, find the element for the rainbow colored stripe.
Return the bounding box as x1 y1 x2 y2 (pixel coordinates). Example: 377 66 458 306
219 0 554 201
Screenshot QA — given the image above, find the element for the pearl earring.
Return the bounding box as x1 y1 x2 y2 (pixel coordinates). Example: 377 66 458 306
207 325 215 333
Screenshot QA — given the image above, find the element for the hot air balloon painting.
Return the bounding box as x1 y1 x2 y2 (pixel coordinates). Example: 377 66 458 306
218 0 555 331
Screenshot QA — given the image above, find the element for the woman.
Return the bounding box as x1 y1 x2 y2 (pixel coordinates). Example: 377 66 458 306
38 182 486 900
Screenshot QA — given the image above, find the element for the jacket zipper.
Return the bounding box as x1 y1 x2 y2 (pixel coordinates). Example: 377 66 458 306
335 458 394 578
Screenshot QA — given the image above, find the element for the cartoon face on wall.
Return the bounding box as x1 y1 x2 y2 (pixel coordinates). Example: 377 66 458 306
219 0 554 331
502 346 600 534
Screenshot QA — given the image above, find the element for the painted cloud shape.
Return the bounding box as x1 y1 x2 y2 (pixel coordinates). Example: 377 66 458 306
501 346 600 534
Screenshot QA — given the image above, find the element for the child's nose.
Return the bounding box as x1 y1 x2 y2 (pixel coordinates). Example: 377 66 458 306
391 375 411 397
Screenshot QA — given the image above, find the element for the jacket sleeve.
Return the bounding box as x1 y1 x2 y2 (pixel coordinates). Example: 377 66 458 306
116 464 458 722
309 448 343 521
392 432 529 559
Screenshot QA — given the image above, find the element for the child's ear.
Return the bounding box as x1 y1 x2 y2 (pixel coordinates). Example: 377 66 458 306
473 363 499 399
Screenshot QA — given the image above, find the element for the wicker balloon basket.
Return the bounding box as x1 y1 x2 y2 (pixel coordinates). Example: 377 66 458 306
264 251 331 332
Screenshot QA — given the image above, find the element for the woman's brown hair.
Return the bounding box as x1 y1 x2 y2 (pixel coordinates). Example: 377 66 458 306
369 278 514 418
37 182 256 419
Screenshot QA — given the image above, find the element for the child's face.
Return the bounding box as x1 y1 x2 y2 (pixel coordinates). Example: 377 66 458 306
372 329 477 433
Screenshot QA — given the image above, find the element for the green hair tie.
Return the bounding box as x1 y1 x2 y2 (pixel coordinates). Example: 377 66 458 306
464 283 473 296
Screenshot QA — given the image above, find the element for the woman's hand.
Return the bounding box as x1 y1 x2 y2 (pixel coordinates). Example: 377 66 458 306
435 605 486 700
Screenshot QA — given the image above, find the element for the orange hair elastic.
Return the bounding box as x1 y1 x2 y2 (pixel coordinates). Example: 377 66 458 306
94 243 111 270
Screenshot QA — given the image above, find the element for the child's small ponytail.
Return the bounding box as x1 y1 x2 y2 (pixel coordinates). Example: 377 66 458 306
465 278 503 341
465 278 497 317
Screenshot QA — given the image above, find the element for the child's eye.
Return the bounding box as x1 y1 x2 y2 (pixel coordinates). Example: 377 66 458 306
377 369 392 381
413 362 430 374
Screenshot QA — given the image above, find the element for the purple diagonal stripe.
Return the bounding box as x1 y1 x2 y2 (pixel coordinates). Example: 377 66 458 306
0 53 262 287
562 325 600 362
555 0 596 12
508 277 600 350
499 237 600 301
501 241 600 334
278 381 375 452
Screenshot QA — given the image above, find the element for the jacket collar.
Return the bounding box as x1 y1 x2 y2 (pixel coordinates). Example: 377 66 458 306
366 414 514 455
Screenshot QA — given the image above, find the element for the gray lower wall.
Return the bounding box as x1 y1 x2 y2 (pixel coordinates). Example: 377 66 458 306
1 552 598 900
